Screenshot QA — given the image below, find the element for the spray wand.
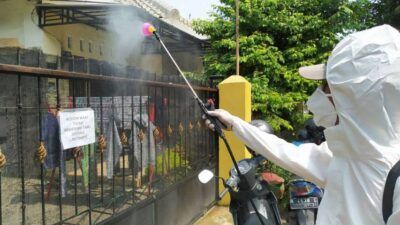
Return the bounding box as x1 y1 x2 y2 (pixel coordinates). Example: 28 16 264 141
142 23 226 136
142 23 267 225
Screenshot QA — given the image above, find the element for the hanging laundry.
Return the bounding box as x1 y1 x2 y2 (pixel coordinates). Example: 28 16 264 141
155 96 168 127
42 111 68 197
147 100 155 123
105 106 123 179
130 114 156 173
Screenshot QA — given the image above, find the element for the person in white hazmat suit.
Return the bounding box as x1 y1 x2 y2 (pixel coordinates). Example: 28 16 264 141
205 24 400 225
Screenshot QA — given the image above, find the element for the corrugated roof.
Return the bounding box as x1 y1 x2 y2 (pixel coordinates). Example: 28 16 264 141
124 0 207 40
42 0 207 40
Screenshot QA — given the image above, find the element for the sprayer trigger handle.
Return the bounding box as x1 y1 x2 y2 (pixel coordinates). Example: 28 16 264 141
197 99 227 134
204 98 216 111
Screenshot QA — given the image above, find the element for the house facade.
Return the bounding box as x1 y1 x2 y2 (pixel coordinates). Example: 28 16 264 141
0 0 206 76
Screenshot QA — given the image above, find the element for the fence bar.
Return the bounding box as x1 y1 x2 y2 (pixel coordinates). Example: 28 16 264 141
122 95 126 194
189 95 193 171
130 95 135 202
56 78 63 222
86 80 92 225
159 87 164 178
100 96 104 204
37 77 46 225
111 96 116 214
173 88 177 182
72 80 79 216
139 91 143 192
17 74 26 225
146 86 151 195
153 87 158 179
166 87 171 178
185 92 189 175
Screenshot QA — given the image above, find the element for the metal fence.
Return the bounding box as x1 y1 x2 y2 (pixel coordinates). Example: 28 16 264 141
0 47 213 85
0 56 218 224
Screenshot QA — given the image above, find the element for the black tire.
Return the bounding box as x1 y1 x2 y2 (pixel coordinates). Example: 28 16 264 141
296 210 315 225
288 211 298 225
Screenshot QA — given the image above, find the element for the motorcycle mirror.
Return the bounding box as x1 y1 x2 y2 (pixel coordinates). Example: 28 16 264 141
198 169 214 184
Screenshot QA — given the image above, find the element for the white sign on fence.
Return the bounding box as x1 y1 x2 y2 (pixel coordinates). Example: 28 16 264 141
59 108 95 150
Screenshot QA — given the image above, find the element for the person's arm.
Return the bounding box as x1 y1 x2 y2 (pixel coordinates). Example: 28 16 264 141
232 117 333 187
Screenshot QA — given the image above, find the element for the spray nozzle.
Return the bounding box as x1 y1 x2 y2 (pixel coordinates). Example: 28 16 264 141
142 23 156 36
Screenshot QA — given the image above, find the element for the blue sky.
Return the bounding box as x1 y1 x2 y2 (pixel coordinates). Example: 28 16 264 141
167 0 220 19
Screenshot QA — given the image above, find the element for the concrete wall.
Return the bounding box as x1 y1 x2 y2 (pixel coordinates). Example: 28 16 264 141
0 0 61 55
111 173 216 225
125 52 162 76
162 52 203 75
43 24 164 75
45 24 112 61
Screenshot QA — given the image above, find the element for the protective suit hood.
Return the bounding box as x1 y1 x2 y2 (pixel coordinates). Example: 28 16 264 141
325 24 400 159
319 24 400 225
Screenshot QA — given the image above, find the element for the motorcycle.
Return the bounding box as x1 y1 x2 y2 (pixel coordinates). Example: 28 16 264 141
287 178 323 225
288 119 325 225
199 155 282 225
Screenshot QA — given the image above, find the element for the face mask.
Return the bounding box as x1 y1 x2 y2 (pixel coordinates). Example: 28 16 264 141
306 87 337 128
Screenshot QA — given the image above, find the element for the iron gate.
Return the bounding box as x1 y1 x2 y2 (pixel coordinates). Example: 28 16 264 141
0 59 218 225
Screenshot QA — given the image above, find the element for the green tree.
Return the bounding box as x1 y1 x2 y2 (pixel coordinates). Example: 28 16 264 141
374 0 400 28
193 0 375 132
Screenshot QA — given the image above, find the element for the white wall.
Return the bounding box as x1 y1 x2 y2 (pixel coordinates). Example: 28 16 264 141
0 0 61 55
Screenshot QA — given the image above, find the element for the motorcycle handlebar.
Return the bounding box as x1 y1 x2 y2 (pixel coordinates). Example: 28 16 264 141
226 175 240 189
218 187 229 200
252 155 266 165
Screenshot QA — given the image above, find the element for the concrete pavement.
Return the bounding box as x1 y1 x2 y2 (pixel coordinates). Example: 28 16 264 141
194 206 288 225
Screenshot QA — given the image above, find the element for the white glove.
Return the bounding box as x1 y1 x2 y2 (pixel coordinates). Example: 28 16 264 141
202 109 235 131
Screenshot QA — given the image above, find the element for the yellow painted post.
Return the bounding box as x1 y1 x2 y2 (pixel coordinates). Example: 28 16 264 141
218 75 251 205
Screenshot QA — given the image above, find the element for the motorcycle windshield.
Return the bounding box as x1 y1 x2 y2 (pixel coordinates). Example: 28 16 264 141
289 180 318 197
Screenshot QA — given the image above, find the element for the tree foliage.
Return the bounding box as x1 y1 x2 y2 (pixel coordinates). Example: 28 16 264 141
374 0 400 28
193 0 375 131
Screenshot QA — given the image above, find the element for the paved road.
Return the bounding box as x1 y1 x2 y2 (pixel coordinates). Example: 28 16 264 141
194 206 289 225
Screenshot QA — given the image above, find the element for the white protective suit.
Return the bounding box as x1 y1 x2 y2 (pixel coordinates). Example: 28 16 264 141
230 25 400 225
